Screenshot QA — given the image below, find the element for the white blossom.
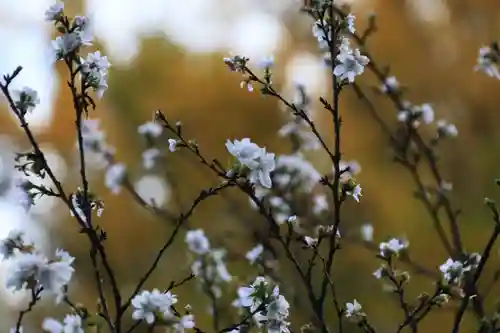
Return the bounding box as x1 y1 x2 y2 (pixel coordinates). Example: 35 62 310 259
338 160 361 180
240 80 254 92
131 289 178 324
347 184 362 202
345 14 356 33
246 244 264 265
5 253 46 291
142 148 161 170
0 230 24 260
437 119 458 138
70 192 87 224
172 314 195 333
42 314 84 333
379 238 408 258
373 267 384 279
44 2 64 21
312 195 328 215
233 277 290 333
168 139 178 152
226 138 262 168
226 139 276 188
81 119 105 151
247 148 275 189
52 31 92 61
210 249 232 282
268 196 291 224
419 103 434 124
138 122 163 138
345 299 364 319
80 51 110 98
12 87 40 114
475 46 500 79
232 284 254 309
334 48 369 83
81 51 110 75
266 289 290 333
439 258 466 284
73 16 91 34
397 103 434 126
5 250 74 300
185 229 210 255
191 248 232 286
278 120 320 151
380 76 399 93
440 180 453 192
105 163 126 194
439 255 480 286
360 223 374 242
39 256 75 300
303 236 318 248
312 20 330 50
274 154 321 192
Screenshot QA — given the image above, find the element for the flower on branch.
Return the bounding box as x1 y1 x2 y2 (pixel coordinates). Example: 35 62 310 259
131 289 178 324
226 138 276 189
334 48 370 84
12 87 40 116
42 314 84 333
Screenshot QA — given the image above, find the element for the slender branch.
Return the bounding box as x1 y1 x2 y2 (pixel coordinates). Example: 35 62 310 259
14 287 43 333
119 182 233 316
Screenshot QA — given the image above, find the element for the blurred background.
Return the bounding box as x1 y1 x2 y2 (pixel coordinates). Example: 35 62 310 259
1 0 500 332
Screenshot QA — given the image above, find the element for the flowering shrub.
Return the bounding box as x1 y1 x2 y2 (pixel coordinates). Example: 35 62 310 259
1 0 500 332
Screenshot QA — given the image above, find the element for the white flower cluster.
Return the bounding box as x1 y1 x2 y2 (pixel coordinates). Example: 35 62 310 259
185 229 232 298
439 253 481 286
337 160 363 202
312 16 369 84
396 100 459 138
0 231 74 303
397 102 435 127
42 314 84 333
130 288 195 331
70 186 105 224
380 76 400 93
7 1 500 332
46 2 110 99
345 299 365 322
48 1 131 198
12 87 40 116
226 138 276 189
79 119 128 194
245 244 264 265
333 38 370 84
379 238 409 258
274 154 322 192
132 289 175 323
475 45 500 79
138 121 164 170
233 276 290 333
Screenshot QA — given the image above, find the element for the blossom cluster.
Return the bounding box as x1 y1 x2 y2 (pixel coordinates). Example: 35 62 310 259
1 1 500 333
0 231 74 303
232 277 290 333
226 138 276 189
185 229 232 298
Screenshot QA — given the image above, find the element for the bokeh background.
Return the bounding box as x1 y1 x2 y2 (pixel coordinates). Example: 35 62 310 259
1 0 500 332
